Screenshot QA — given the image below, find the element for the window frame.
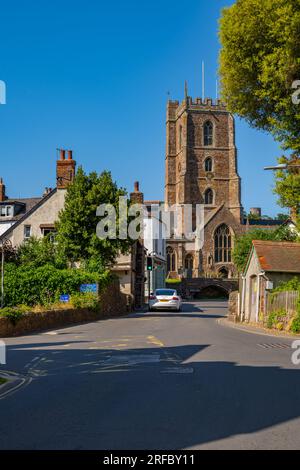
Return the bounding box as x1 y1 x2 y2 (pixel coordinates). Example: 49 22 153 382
204 188 214 205
214 224 232 264
204 121 213 146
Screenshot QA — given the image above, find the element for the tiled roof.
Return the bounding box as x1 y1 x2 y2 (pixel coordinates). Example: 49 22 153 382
253 240 300 273
0 190 56 240
0 198 42 221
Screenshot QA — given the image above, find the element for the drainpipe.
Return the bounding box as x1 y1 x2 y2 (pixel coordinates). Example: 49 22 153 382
256 272 265 323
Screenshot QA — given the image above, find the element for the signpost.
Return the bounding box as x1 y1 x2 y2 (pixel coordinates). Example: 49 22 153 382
80 284 98 294
60 294 70 303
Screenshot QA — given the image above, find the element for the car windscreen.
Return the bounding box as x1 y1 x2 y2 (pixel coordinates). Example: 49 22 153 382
155 289 176 296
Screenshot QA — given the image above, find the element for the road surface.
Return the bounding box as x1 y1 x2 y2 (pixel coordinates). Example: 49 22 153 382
0 300 299 450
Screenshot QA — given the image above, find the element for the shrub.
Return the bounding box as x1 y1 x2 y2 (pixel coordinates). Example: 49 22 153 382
266 309 286 329
3 263 111 307
0 306 30 325
70 292 100 311
291 315 300 334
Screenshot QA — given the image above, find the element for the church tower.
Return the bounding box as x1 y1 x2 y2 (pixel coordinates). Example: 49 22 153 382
165 94 242 221
165 91 244 280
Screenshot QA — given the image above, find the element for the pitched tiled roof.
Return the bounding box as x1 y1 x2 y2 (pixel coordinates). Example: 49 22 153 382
0 197 42 222
0 189 57 240
253 240 300 273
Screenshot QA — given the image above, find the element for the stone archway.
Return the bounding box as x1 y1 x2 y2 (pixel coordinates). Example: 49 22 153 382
195 284 229 299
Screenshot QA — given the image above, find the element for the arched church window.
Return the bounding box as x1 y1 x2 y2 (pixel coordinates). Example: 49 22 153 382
167 247 176 272
205 157 213 172
185 254 194 278
214 224 232 263
204 121 213 146
204 188 214 205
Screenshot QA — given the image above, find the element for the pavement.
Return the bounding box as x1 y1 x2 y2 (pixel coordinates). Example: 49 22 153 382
0 300 300 450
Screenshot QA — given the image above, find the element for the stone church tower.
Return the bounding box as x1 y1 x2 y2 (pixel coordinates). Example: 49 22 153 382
165 93 245 279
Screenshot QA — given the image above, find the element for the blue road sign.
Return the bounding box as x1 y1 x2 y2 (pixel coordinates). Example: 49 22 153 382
80 284 98 294
60 294 70 303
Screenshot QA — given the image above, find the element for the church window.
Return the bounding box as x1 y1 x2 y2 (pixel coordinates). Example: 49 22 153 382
205 157 213 172
167 247 177 272
204 121 213 146
214 224 232 263
204 188 214 205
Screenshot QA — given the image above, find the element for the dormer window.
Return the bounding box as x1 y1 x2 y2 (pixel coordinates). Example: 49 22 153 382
0 205 13 217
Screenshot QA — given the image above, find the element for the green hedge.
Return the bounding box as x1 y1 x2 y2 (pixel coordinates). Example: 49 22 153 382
3 263 111 307
271 277 300 333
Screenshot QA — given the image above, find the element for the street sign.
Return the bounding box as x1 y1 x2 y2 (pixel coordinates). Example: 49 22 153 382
80 284 98 293
60 294 70 303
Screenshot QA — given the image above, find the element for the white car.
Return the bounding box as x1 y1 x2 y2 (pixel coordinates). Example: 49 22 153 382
149 289 182 312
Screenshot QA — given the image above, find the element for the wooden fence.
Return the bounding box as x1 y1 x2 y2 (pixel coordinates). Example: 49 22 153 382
266 290 299 316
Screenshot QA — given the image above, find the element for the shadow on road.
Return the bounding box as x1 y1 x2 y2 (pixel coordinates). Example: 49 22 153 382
0 339 300 449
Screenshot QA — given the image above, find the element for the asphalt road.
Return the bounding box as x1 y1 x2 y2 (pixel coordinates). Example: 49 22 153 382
0 300 300 450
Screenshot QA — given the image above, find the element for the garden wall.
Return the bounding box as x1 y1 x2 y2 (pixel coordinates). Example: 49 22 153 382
0 279 128 338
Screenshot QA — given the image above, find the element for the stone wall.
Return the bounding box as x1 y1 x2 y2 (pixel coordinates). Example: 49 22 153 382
0 280 128 338
228 290 240 322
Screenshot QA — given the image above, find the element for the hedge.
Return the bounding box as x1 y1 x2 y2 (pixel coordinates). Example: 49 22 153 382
3 263 111 307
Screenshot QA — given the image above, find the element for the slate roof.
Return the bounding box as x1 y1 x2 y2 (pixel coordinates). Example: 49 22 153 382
252 240 300 273
0 197 42 222
0 189 57 240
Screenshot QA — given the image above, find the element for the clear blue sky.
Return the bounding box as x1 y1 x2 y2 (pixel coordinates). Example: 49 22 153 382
0 0 285 217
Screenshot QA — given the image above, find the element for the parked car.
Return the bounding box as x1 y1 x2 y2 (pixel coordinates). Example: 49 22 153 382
148 289 182 312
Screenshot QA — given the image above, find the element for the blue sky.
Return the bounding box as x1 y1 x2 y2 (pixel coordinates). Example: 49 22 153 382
0 0 285 216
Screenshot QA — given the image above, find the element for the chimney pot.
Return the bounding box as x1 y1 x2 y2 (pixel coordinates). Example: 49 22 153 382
0 177 5 202
60 149 66 160
67 150 73 160
134 181 139 193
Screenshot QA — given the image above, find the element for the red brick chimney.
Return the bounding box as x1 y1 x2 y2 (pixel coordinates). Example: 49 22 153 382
0 178 6 202
130 181 144 204
56 149 76 189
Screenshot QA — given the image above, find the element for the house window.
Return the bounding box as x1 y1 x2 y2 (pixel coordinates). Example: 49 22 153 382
204 121 213 146
205 157 213 172
214 224 232 263
41 228 56 242
0 205 13 217
24 225 31 239
167 247 176 272
204 188 214 205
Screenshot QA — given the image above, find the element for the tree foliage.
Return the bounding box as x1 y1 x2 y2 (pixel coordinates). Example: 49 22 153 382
56 168 132 270
3 263 111 307
219 0 300 153
274 155 300 216
15 236 66 269
233 226 298 272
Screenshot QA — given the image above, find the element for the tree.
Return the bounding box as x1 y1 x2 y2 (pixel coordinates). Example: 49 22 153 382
56 167 132 270
274 155 300 219
15 236 66 269
219 0 300 220
233 227 298 272
219 0 300 153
